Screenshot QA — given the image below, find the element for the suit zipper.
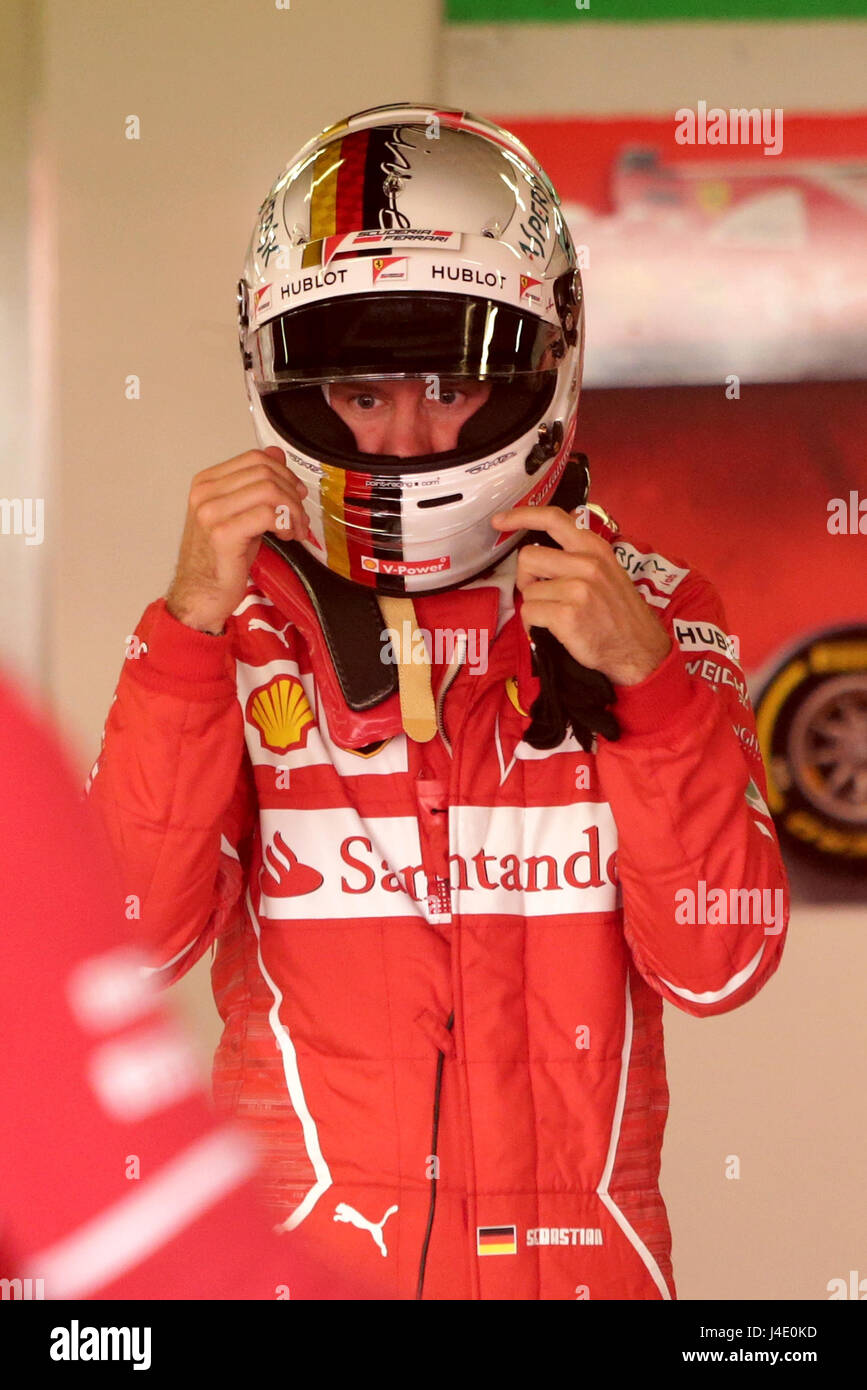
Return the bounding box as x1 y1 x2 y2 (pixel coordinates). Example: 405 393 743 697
435 632 467 758
415 1010 455 1299
415 635 467 1294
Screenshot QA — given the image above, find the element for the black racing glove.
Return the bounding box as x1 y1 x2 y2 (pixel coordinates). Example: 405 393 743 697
518 455 621 752
524 624 620 751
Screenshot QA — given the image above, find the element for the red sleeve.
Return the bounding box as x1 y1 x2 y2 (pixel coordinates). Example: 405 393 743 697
594 568 789 1018
0 668 382 1300
85 599 255 983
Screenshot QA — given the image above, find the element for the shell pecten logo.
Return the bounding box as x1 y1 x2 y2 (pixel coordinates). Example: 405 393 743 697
246 675 315 754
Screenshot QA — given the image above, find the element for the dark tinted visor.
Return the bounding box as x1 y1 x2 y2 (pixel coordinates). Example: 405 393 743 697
251 292 565 387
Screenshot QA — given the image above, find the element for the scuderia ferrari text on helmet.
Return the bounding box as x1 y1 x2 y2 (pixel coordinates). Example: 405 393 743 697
237 101 585 596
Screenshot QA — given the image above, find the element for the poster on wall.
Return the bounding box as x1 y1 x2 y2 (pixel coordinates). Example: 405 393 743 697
487 112 867 884
486 114 867 387
564 147 867 387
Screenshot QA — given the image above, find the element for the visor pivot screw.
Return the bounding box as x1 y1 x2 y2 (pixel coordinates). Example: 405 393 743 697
481 220 501 238
236 279 249 329
289 223 308 246
383 175 403 194
524 419 564 476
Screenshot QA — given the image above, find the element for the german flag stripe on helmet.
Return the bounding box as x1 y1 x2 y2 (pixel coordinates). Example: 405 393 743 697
305 129 371 250
305 126 413 258
309 140 342 242
341 472 405 591
319 117 349 140
297 125 414 588
319 465 406 589
369 479 405 593
336 129 371 234
319 461 351 580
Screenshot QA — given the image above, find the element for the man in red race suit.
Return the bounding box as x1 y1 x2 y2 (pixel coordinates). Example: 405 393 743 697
86 103 789 1300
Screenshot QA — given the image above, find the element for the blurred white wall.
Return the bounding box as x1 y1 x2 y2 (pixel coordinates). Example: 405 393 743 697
0 1 46 686
32 0 438 757
442 18 867 114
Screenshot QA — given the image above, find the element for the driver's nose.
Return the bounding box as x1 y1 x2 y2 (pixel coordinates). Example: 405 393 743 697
384 394 435 458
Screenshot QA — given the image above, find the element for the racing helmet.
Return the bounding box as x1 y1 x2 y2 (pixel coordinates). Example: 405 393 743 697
237 101 585 595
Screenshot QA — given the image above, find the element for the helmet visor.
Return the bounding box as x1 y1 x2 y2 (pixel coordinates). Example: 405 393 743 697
251 292 565 388
258 370 558 473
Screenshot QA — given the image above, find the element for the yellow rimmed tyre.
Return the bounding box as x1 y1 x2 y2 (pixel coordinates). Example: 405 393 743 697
754 625 867 866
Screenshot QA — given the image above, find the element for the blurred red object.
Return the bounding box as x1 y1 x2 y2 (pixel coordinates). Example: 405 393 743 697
0 667 386 1301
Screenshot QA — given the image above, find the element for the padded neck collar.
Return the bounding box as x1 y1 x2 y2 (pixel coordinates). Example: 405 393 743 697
249 453 601 736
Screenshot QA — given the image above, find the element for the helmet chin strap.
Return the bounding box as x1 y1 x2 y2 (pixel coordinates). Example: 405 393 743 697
312 376 449 743
260 453 599 743
375 596 438 743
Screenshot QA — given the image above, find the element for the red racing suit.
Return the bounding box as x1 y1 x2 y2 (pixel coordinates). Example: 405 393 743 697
87 503 789 1300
